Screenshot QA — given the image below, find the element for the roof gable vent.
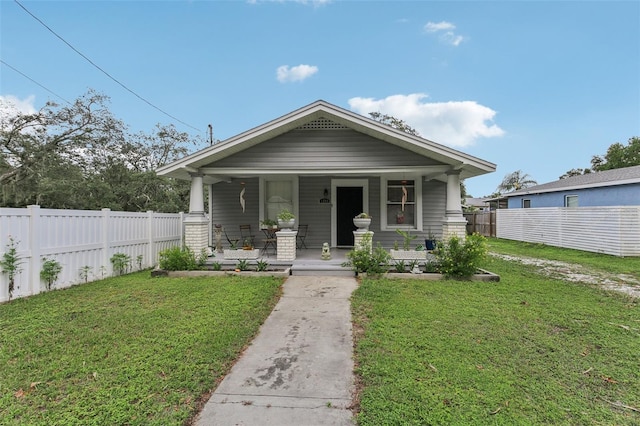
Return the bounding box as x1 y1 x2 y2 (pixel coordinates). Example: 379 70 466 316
297 117 348 130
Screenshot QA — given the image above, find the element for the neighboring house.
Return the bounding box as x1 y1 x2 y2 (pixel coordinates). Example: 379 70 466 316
504 165 640 208
157 100 496 255
463 197 490 211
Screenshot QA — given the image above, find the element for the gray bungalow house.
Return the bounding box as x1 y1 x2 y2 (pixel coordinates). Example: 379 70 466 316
504 165 640 209
156 100 496 258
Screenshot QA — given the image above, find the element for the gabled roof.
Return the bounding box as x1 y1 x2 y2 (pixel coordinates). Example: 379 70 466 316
157 100 496 182
504 165 640 197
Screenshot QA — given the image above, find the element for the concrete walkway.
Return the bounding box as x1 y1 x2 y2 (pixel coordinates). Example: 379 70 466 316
195 275 358 426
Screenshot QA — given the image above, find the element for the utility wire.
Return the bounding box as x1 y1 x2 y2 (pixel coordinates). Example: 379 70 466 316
1 59 71 104
14 0 202 132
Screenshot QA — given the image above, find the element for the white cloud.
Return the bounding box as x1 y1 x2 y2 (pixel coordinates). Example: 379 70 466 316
0 94 37 116
276 64 319 83
424 21 456 33
424 20 466 46
348 93 504 147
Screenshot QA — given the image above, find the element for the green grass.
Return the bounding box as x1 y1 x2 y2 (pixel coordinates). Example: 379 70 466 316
0 272 283 425
352 249 640 425
487 238 640 280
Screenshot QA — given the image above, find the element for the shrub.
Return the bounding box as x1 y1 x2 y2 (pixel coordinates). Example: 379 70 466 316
1 237 22 300
40 257 63 290
434 233 488 278
110 253 131 276
236 259 250 271
395 228 417 250
158 246 198 271
256 259 269 272
342 233 391 276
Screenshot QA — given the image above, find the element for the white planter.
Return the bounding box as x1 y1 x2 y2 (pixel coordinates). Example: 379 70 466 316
353 217 371 230
277 218 295 231
223 249 260 260
390 250 427 260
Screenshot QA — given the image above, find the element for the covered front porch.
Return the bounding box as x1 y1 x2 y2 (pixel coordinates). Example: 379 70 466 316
156 100 496 258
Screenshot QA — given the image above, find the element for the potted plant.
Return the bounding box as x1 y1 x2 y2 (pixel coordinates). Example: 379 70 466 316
425 227 437 251
390 228 427 260
260 218 277 229
242 238 254 250
353 212 372 231
277 209 295 231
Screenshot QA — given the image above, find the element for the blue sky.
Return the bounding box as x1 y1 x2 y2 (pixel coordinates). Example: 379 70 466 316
1 0 639 198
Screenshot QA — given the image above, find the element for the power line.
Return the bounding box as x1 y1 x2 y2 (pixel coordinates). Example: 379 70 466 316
14 0 202 133
0 59 71 104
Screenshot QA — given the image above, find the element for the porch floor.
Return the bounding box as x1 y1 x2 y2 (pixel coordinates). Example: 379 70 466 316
209 248 354 276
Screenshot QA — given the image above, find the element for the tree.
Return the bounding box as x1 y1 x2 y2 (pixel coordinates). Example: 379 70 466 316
559 136 639 179
368 112 420 136
0 90 198 212
496 170 537 193
590 137 640 171
559 168 591 180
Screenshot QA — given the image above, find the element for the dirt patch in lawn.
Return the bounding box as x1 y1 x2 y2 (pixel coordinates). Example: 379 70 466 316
490 253 640 298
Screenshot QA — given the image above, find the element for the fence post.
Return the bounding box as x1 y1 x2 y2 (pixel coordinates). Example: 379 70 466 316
147 211 155 268
27 205 41 296
179 212 185 244
101 208 111 276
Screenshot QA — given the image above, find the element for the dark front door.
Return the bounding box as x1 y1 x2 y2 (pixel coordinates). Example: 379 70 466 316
336 186 363 246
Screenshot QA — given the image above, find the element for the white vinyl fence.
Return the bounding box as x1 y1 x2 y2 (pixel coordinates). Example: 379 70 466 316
497 206 640 257
0 206 184 302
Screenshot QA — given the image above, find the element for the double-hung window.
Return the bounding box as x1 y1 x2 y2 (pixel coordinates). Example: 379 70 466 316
380 177 422 230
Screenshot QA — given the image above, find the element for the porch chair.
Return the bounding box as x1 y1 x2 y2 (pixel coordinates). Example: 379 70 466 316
296 224 309 249
239 224 256 247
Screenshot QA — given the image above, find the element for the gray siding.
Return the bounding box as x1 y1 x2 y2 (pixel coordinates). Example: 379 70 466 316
211 178 260 245
298 176 332 248
210 129 444 169
210 176 447 250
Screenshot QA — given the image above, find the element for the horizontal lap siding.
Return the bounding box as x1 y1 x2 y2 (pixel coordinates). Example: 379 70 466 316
211 177 260 245
298 176 332 248
212 129 443 169
497 207 640 256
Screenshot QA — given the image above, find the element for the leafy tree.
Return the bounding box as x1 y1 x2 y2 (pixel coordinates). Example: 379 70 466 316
496 170 537 193
591 137 640 171
559 168 592 180
0 90 197 212
559 136 639 178
368 112 420 136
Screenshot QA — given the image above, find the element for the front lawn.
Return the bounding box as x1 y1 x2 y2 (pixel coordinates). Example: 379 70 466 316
0 272 283 425
352 248 639 425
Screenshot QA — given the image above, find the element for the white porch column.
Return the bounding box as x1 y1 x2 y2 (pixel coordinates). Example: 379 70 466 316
189 173 205 214
442 170 467 240
184 173 209 254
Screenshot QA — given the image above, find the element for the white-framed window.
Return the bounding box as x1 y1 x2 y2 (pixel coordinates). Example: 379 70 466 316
380 176 422 231
259 176 298 222
522 199 531 208
565 195 578 207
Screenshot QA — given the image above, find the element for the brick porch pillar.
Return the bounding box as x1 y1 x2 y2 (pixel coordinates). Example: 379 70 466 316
184 172 209 254
353 230 374 253
276 230 298 261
